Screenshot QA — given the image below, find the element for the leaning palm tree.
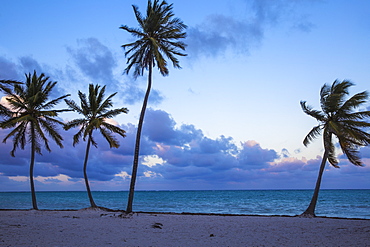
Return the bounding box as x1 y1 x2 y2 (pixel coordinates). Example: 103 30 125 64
300 80 370 217
120 0 187 213
64 84 128 208
0 71 70 210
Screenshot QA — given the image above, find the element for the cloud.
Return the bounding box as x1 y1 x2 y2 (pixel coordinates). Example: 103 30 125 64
0 108 369 191
361 146 370 159
119 76 164 105
186 14 262 58
67 38 117 84
186 0 316 58
0 57 22 80
19 56 43 73
142 109 201 146
1 38 164 106
238 141 278 169
66 38 163 105
0 56 47 82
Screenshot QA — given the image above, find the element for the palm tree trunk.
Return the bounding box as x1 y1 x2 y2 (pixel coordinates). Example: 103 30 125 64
84 133 97 208
126 64 153 213
301 149 328 217
30 125 38 210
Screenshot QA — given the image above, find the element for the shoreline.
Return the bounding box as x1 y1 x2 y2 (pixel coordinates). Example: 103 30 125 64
1 209 369 246
2 190 369 220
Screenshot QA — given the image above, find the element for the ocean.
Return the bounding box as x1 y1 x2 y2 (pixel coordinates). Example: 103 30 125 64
0 190 369 219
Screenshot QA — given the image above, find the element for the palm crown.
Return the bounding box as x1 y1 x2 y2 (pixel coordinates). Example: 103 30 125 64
301 80 370 167
120 0 187 78
64 84 128 147
1 71 70 156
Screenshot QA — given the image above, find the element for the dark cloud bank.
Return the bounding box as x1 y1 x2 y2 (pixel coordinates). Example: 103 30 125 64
0 108 369 191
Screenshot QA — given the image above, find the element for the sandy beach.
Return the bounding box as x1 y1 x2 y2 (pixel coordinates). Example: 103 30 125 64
0 209 369 247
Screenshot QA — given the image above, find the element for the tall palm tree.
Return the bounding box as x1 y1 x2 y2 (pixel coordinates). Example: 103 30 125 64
64 84 128 208
120 0 187 213
300 80 370 217
0 71 70 210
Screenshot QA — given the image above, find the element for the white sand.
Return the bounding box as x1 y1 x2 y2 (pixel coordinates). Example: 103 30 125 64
0 209 369 246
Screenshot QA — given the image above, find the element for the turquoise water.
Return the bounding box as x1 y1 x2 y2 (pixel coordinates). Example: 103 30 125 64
0 190 369 219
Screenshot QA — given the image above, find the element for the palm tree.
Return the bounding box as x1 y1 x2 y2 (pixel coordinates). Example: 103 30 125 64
64 84 128 208
300 80 370 217
0 71 70 210
120 0 187 213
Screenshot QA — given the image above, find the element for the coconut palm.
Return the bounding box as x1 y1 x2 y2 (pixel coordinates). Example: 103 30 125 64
64 84 128 208
120 0 187 213
0 71 70 210
300 80 370 217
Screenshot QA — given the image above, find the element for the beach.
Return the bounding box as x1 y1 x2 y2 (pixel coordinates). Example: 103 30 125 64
0 209 369 246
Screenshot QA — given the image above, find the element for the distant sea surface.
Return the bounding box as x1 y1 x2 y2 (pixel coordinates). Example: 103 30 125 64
1 190 369 219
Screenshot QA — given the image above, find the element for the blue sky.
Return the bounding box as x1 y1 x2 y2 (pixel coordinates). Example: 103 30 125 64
0 0 370 191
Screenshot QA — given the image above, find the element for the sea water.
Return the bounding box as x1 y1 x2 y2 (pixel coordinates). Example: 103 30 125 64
0 190 369 219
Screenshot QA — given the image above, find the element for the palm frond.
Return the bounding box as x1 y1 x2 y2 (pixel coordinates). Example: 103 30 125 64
100 107 129 119
89 132 98 148
32 120 50 153
339 111 370 121
332 80 353 95
322 130 339 168
339 139 363 166
43 94 70 110
337 124 370 146
99 127 120 148
96 92 115 115
0 80 22 94
78 90 89 115
300 101 326 122
339 91 369 114
303 125 322 147
119 26 145 38
72 127 85 146
0 104 12 119
39 118 64 149
340 119 370 129
3 122 26 154
64 118 88 130
102 122 126 138
1 114 27 129
3 122 27 143
324 93 345 114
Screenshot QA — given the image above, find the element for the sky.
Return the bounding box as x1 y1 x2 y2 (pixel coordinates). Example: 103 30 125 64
1 0 370 192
